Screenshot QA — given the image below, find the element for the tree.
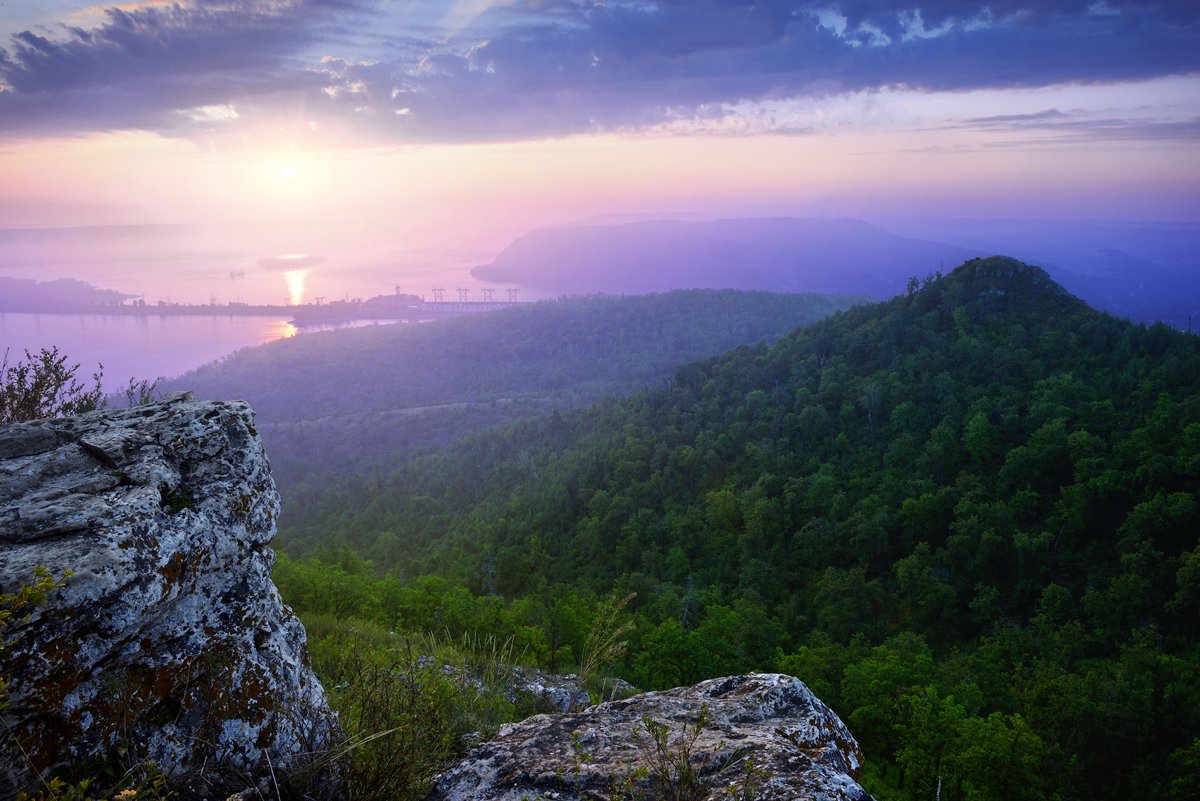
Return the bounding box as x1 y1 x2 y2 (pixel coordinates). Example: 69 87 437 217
953 712 1046 801
842 633 937 767
1 346 103 424
893 686 965 799
964 410 997 464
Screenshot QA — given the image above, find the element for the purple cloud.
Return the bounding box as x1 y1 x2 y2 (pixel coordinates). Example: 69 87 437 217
0 1 1197 143
0 0 364 136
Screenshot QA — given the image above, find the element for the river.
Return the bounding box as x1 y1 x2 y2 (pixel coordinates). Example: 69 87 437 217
0 312 393 394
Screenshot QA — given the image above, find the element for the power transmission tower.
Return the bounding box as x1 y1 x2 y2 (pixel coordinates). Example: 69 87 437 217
432 287 445 303
506 288 519 302
456 287 469 303
481 288 494 303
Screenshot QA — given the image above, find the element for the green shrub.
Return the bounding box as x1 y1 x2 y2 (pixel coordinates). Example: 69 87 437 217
1 347 103 424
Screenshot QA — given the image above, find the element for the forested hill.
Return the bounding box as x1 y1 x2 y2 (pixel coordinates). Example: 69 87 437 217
165 290 859 489
282 256 1200 801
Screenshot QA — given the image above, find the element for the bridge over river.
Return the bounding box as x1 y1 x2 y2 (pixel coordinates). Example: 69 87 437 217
2 298 530 327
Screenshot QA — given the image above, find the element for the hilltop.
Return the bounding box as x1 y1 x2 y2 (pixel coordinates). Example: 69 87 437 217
473 216 1200 327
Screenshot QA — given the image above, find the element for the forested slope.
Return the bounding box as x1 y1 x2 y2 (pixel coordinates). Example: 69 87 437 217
281 257 1200 801
165 290 859 493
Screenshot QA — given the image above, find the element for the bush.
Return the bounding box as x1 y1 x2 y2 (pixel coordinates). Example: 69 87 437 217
0 347 104 425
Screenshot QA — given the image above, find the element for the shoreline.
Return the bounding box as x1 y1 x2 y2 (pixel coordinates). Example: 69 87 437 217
0 300 531 327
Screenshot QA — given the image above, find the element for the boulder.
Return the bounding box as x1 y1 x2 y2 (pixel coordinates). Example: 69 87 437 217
414 660 592 717
505 667 592 714
0 393 337 798
429 672 873 801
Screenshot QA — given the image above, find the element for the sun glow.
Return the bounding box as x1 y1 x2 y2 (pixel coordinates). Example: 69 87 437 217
247 150 323 200
283 269 307 305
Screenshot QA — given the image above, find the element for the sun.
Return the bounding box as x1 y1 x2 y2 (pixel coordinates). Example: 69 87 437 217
252 152 323 197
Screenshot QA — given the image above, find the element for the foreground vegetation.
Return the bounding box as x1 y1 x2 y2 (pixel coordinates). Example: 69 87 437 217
1 347 104 424
279 259 1200 801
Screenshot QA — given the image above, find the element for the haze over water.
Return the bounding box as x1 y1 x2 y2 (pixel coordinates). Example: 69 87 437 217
0 222 510 307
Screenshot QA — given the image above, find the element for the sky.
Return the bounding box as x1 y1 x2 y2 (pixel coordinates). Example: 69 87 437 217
0 1 1198 302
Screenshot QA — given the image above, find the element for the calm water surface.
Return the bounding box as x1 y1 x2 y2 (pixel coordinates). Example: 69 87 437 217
0 312 367 394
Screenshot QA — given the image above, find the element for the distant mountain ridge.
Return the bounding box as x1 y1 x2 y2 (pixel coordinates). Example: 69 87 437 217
473 215 1200 327
471 217 980 297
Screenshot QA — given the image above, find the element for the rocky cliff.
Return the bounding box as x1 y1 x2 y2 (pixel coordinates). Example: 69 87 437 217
0 393 336 798
430 672 873 801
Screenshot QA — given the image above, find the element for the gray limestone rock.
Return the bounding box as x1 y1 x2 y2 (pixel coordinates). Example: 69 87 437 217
429 672 873 801
506 668 592 714
0 393 337 798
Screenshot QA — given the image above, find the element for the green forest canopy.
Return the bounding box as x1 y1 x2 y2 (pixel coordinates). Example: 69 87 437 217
276 258 1200 801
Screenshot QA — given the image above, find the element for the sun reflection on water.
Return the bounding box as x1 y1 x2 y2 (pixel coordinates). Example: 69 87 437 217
270 320 298 339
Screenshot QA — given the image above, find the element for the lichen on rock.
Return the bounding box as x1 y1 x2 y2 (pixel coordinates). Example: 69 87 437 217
429 672 873 801
0 393 337 798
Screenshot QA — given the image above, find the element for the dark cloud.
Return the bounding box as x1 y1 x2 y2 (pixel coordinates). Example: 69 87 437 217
830 1 1200 32
949 108 1200 143
961 109 1075 125
0 0 367 136
0 0 1196 142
